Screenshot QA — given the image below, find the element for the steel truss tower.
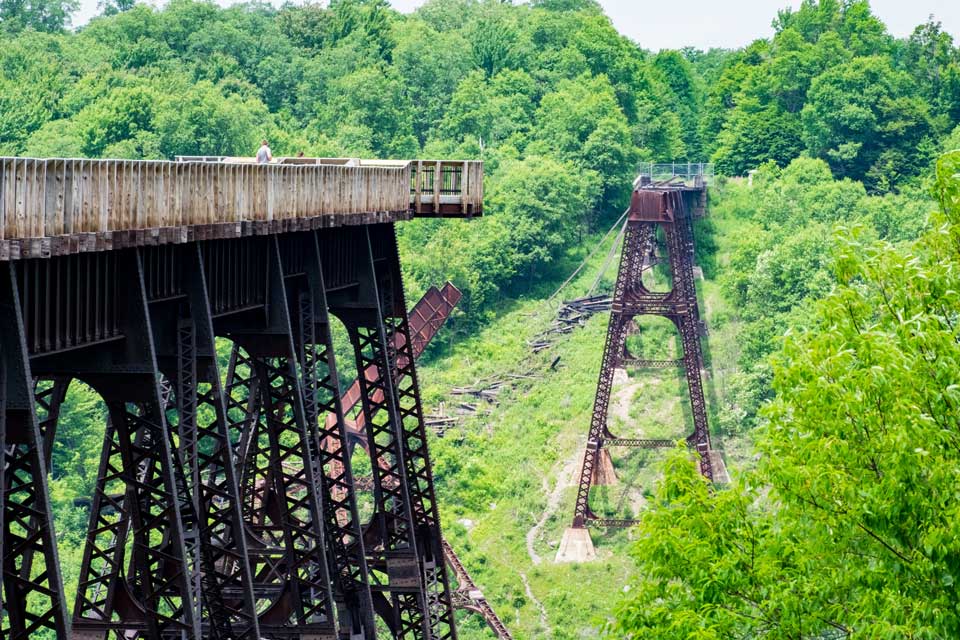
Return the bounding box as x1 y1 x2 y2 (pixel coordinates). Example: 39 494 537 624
0 225 459 640
558 182 719 562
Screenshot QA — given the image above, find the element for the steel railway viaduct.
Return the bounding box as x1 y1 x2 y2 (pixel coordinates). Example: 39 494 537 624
0 156 494 640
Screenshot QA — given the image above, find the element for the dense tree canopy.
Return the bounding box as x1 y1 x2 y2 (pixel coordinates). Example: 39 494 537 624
701 1 958 186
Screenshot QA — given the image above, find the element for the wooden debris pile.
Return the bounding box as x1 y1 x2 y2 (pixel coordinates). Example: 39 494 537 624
424 401 460 437
448 371 542 414
529 295 612 353
451 378 505 414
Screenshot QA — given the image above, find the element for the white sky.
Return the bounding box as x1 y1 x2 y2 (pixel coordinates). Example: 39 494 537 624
74 0 960 51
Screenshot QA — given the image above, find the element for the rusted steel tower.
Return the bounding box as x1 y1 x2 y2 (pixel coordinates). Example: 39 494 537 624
558 168 719 562
0 156 480 640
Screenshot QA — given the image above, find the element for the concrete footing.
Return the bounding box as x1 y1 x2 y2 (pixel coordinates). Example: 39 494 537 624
708 450 731 484
592 447 618 486
555 526 596 563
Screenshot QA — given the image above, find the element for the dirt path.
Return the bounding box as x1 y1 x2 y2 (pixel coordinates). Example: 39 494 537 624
611 381 643 423
518 570 551 636
526 451 580 566
610 370 661 428
524 372 651 568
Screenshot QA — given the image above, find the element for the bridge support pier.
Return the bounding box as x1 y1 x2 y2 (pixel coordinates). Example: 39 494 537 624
556 527 597 564
162 245 262 639
224 238 338 639
297 232 378 639
67 251 200 639
562 185 719 557
327 225 457 640
0 228 465 640
0 264 69 640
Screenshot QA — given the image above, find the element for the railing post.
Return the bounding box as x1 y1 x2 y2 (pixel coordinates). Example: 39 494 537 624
461 161 469 216
415 160 422 216
433 161 441 215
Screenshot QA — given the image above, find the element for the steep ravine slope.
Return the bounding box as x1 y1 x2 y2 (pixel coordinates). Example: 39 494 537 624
409 205 750 639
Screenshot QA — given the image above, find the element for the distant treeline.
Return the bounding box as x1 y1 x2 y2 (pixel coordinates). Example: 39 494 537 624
1 0 958 320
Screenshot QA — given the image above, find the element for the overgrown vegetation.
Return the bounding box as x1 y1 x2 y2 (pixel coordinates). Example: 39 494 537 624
607 149 960 640
4 0 960 637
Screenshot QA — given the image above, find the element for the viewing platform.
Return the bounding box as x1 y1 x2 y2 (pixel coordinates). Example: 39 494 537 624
0 156 482 260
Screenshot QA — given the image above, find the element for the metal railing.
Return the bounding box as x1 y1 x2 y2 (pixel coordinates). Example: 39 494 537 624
410 160 483 217
177 156 484 217
635 162 714 189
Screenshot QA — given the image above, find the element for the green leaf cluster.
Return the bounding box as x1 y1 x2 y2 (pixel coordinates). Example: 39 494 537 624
702 1 960 191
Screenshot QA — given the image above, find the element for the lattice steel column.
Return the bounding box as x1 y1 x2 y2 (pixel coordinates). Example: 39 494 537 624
170 245 261 639
10 378 70 594
343 317 427 638
34 378 68 470
571 220 647 527
332 224 457 640
298 232 377 639
378 226 457 640
226 345 270 535
229 238 337 639
564 186 716 546
0 263 69 640
677 313 713 479
71 250 200 640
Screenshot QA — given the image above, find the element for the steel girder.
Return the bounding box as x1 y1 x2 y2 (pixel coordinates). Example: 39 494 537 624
0 264 69 640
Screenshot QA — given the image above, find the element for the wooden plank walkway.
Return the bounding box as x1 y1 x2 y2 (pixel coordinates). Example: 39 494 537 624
0 157 482 259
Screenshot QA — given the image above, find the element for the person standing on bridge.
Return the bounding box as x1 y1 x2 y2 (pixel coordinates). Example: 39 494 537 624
256 139 272 163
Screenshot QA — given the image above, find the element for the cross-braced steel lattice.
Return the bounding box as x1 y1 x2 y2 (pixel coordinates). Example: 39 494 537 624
571 186 714 531
0 269 69 640
294 232 377 639
326 225 457 640
67 253 200 640
1 225 468 640
167 245 261 639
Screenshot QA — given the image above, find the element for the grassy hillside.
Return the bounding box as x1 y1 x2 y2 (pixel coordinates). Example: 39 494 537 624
412 192 757 638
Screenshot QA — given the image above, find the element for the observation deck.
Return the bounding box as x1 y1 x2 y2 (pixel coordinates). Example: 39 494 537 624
0 156 482 260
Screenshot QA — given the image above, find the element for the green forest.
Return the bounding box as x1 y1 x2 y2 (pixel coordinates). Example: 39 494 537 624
3 0 960 637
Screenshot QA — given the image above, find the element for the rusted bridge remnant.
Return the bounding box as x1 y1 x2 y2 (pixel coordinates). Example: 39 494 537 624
557 164 723 562
0 155 483 639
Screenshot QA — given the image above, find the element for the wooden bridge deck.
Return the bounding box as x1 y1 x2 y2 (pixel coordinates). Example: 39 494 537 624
0 156 482 260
